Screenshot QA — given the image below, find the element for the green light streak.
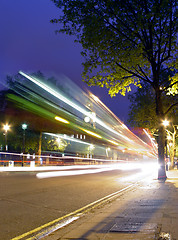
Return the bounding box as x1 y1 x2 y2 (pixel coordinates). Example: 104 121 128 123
19 71 134 143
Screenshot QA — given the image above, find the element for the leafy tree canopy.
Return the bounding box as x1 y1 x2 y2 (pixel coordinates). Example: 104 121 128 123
128 82 177 133
51 0 177 99
51 0 177 178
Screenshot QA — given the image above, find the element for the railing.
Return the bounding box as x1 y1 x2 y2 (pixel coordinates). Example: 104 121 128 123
0 152 126 167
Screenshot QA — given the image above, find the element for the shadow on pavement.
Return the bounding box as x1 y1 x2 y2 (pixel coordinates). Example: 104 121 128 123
74 179 174 240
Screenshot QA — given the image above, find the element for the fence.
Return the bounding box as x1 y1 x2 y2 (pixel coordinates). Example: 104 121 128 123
0 152 123 167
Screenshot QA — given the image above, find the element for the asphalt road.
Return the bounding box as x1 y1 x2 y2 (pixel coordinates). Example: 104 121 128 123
0 167 146 239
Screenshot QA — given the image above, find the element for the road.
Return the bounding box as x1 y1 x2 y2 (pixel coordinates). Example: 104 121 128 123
0 165 153 239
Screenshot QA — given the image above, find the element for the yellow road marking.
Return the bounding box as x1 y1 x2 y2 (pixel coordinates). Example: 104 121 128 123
11 184 136 240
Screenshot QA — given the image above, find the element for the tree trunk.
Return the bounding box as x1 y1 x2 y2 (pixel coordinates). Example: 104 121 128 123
157 125 167 179
155 89 167 180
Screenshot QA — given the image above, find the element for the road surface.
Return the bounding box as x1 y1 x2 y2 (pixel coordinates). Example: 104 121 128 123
0 165 152 239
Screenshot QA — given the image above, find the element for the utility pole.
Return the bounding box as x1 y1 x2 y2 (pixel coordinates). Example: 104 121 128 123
38 132 42 165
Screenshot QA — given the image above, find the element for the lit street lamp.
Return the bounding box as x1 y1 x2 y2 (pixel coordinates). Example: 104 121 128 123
22 123 28 166
162 119 169 127
3 124 10 151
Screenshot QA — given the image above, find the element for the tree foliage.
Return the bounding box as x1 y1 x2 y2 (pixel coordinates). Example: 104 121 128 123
51 0 177 98
51 0 177 178
42 135 68 152
128 82 177 133
128 83 156 131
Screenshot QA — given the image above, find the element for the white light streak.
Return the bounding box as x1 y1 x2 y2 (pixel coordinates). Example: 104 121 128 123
44 132 92 146
119 162 159 182
36 167 114 179
19 71 135 144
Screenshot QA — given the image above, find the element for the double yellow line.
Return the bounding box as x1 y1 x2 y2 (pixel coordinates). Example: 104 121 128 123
12 183 136 240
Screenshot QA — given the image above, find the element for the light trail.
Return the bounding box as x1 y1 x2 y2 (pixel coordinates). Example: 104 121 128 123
79 128 102 139
19 71 142 145
54 116 70 124
36 167 115 179
119 162 159 182
108 140 119 145
0 164 114 172
7 71 157 158
0 154 156 175
0 151 125 162
143 128 158 154
44 132 92 146
7 93 128 148
35 162 158 179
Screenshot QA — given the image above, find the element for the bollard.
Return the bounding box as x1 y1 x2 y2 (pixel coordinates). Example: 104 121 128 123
30 161 35 168
9 161 14 167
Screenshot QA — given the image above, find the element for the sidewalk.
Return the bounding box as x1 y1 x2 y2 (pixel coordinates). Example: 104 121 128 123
44 170 178 240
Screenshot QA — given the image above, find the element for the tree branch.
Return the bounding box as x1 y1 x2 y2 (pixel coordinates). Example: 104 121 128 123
136 65 153 84
164 102 178 115
115 61 151 84
162 80 178 92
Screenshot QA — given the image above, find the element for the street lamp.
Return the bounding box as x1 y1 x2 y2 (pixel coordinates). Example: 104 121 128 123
162 119 169 127
22 123 28 130
22 123 28 151
22 123 28 166
3 124 10 151
163 119 177 169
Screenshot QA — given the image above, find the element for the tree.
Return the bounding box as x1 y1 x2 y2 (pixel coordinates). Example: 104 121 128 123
128 83 156 132
128 82 177 133
42 135 68 152
128 82 177 168
51 0 177 179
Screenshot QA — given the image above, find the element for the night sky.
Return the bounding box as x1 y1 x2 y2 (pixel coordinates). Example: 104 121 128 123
0 0 131 123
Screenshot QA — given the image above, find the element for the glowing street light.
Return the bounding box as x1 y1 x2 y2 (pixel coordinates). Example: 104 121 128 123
22 124 28 152
3 124 10 151
162 119 169 127
22 123 28 131
22 123 28 166
3 124 10 132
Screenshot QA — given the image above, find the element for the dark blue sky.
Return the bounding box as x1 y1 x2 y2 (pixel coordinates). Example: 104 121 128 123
0 0 131 123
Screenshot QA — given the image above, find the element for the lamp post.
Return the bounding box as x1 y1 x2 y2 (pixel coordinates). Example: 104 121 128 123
166 126 177 169
22 123 27 166
3 124 10 151
161 119 169 173
163 120 177 169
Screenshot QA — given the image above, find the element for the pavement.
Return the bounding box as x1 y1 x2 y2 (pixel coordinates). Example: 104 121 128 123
42 169 178 240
